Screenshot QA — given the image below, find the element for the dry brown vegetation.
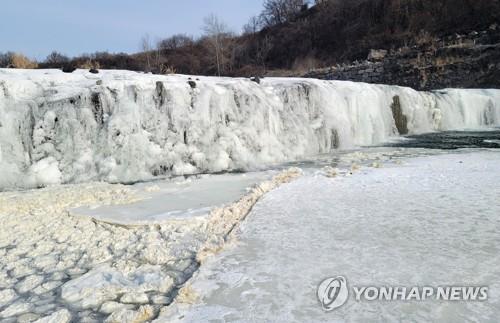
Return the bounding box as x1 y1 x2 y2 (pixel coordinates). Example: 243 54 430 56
0 52 38 69
1 0 498 76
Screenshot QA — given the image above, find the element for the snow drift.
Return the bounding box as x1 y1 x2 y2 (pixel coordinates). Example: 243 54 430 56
1 69 499 189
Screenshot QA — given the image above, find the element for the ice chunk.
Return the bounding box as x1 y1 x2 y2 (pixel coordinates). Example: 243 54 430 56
105 305 155 323
61 266 133 309
61 264 174 309
120 292 149 304
0 289 17 308
33 309 71 323
0 302 32 318
27 157 62 187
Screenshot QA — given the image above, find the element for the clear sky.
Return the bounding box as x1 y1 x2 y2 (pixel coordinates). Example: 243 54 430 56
0 0 263 60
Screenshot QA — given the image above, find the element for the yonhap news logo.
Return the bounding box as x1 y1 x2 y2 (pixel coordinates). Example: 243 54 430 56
317 276 488 312
317 276 349 311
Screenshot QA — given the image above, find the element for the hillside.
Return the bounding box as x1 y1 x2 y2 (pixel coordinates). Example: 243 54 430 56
6 0 500 89
254 0 500 68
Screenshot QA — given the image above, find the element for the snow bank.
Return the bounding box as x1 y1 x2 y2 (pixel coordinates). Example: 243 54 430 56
1 69 499 189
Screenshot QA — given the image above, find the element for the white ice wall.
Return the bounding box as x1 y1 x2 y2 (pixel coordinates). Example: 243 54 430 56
1 69 499 189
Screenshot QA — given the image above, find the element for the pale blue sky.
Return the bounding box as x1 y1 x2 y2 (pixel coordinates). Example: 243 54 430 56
0 0 263 60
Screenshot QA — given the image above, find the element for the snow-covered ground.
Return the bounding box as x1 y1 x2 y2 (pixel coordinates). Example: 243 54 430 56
158 150 500 322
1 69 500 190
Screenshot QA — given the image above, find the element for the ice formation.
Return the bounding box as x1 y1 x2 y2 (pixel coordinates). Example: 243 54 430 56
0 168 300 321
69 170 276 226
1 69 499 189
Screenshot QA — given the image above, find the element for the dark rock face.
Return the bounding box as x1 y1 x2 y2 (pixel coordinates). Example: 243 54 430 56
188 80 197 89
62 65 77 73
89 68 99 74
155 81 166 106
391 95 408 135
331 129 340 149
90 93 104 124
250 76 261 84
305 28 500 90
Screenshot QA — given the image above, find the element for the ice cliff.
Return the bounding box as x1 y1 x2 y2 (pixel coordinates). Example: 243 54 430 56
1 69 499 189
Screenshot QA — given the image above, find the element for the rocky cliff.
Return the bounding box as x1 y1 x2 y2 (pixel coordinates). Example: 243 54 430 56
305 26 500 90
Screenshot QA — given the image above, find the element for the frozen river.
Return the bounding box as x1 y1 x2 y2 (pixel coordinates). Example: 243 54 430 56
1 131 499 322
1 68 500 321
159 150 500 322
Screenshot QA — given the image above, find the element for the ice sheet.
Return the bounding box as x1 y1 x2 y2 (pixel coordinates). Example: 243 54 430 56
159 150 500 322
70 171 275 225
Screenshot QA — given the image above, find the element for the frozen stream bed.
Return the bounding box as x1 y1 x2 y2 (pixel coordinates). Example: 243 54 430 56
158 150 500 322
1 68 500 321
0 165 299 322
70 171 275 225
0 135 498 322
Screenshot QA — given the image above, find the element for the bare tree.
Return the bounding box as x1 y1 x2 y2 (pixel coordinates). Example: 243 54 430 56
158 34 194 51
45 51 69 66
256 35 273 72
0 52 13 68
260 0 309 27
154 39 161 73
203 14 230 76
140 34 152 71
243 15 262 35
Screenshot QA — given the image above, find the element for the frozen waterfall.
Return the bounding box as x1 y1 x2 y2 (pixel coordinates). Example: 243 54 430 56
1 69 499 189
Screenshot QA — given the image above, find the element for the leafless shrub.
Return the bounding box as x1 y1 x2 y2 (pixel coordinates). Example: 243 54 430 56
45 51 70 66
6 53 38 69
260 0 308 27
158 34 194 51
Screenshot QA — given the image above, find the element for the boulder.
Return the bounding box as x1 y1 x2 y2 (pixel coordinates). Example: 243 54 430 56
367 49 388 61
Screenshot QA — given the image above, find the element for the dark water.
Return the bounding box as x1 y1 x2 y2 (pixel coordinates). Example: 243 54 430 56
385 130 500 150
